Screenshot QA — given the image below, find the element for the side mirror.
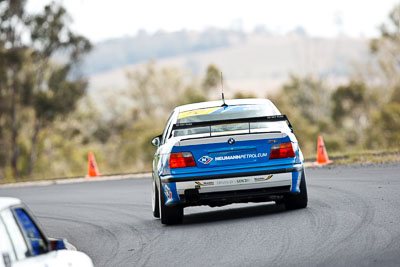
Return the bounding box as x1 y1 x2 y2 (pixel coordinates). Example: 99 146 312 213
151 136 161 147
48 238 67 251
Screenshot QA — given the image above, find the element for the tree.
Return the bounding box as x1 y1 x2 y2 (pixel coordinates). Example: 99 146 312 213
124 62 221 169
233 91 256 99
25 2 91 176
127 61 187 120
202 64 220 93
280 74 330 124
365 4 400 149
331 82 372 145
269 75 333 155
0 0 29 178
366 102 400 149
0 1 91 179
331 82 367 126
370 4 400 91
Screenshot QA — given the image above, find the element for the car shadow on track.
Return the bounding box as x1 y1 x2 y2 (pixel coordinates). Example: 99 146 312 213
182 202 287 225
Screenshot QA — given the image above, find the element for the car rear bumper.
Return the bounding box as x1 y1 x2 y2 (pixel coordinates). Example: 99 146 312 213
160 164 303 206
161 164 302 183
175 171 293 194
182 185 291 207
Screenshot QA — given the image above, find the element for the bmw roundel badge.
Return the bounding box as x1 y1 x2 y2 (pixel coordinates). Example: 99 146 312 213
228 138 235 145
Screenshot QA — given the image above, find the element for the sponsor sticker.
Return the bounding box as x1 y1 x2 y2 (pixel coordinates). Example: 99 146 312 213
163 184 172 200
195 181 215 186
215 180 236 185
214 178 251 185
214 153 268 161
254 175 273 182
194 175 274 188
198 155 213 164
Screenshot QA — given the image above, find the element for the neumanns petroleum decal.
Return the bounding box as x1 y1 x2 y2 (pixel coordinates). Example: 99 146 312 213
214 153 268 161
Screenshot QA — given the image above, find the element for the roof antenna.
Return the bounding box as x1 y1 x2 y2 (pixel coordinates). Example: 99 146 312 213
221 72 227 107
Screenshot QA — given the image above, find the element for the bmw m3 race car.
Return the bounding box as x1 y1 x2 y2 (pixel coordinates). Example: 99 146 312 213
151 99 307 225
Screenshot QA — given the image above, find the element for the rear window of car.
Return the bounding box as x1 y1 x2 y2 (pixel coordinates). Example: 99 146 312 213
177 104 280 124
174 104 288 137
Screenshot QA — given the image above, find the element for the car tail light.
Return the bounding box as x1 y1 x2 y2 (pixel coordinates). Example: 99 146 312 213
269 142 295 159
169 152 196 168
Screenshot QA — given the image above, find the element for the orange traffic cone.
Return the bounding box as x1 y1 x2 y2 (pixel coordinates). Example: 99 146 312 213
86 152 101 177
312 136 333 166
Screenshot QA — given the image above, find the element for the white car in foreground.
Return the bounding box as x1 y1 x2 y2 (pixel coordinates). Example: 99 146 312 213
0 197 93 267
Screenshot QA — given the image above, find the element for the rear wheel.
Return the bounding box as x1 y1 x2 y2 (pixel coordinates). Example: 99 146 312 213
159 182 183 225
284 170 308 210
158 183 183 224
152 177 160 218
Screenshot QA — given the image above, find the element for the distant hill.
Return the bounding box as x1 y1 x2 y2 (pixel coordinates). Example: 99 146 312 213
83 28 246 75
86 30 368 99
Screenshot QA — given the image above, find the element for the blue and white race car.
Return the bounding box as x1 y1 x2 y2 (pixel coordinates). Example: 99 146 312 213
151 99 307 225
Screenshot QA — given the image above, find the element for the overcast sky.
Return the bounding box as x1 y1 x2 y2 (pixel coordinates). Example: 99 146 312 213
27 0 400 42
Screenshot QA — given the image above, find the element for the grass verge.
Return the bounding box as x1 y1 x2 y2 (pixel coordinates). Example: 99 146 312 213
305 149 400 165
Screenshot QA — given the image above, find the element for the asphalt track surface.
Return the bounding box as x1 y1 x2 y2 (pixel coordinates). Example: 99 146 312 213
1 163 400 267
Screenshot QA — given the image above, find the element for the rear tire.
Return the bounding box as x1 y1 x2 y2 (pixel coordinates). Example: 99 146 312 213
152 178 160 218
284 170 308 210
159 182 183 225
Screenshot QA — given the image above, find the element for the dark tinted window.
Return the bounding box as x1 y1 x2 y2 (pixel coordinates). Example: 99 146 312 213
177 104 280 124
14 209 47 256
174 104 288 137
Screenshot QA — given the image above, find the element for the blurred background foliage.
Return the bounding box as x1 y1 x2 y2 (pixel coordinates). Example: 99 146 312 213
0 1 399 182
